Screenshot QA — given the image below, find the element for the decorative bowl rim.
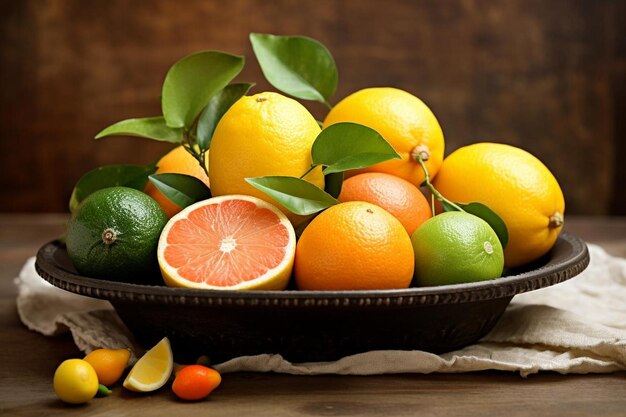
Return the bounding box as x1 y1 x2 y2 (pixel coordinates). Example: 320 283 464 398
35 232 589 308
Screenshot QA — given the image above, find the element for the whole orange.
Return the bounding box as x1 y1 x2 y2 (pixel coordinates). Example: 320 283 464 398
294 202 414 290
338 172 431 235
144 146 210 218
433 142 565 267
323 87 444 187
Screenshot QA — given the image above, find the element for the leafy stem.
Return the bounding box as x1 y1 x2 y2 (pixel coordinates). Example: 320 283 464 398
414 154 510 248
182 130 210 178
197 150 210 178
430 193 436 218
299 164 319 179
415 154 465 213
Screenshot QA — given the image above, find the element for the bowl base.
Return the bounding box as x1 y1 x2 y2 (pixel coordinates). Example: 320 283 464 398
114 296 512 363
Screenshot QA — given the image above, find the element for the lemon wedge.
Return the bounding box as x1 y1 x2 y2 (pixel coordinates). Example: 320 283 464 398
123 337 173 392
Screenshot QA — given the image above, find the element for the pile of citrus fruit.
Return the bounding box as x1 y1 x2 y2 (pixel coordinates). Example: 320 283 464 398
67 86 564 291
59 32 566 404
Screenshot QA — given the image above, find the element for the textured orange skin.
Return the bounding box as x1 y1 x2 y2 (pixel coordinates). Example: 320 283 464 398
338 173 431 236
294 202 414 290
209 92 324 225
323 87 444 187
145 146 210 218
433 143 565 268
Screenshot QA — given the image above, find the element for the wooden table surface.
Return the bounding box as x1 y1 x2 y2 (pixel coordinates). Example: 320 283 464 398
1 214 625 417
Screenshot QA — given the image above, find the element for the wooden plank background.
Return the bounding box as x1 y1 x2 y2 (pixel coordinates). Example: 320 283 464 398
1 0 624 214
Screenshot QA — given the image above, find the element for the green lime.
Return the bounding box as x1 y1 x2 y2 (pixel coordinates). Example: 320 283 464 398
411 211 504 286
66 186 168 284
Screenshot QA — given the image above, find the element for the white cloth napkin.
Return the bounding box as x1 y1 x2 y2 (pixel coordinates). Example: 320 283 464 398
16 244 626 377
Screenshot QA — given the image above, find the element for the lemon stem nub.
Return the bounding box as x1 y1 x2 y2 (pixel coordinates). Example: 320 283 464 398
549 212 564 228
411 145 430 162
102 228 117 245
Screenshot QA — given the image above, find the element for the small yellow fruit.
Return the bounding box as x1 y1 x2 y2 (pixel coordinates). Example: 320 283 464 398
53 359 99 404
84 348 131 386
123 337 173 392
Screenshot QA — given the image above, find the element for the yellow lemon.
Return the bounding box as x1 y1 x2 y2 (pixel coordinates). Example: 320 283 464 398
323 87 444 186
209 92 324 224
53 359 99 404
433 142 565 267
123 337 173 392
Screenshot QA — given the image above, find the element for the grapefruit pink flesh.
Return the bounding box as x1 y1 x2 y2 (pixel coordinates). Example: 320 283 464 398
158 195 295 290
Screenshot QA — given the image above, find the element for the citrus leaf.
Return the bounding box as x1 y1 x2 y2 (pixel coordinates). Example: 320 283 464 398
95 117 183 143
444 201 509 249
461 202 509 249
162 51 245 129
312 122 400 174
196 82 254 150
245 176 339 215
69 164 157 212
324 171 344 198
250 33 337 104
148 173 211 209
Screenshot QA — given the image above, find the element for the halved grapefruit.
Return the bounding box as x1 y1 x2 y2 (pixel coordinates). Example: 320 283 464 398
157 195 296 290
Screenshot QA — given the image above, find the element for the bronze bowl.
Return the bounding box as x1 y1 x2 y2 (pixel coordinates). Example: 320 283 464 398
35 233 589 363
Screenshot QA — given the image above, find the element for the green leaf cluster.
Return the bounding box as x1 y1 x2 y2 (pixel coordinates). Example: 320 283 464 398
83 33 401 215
90 50 249 209
82 31 505 238
96 51 246 145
